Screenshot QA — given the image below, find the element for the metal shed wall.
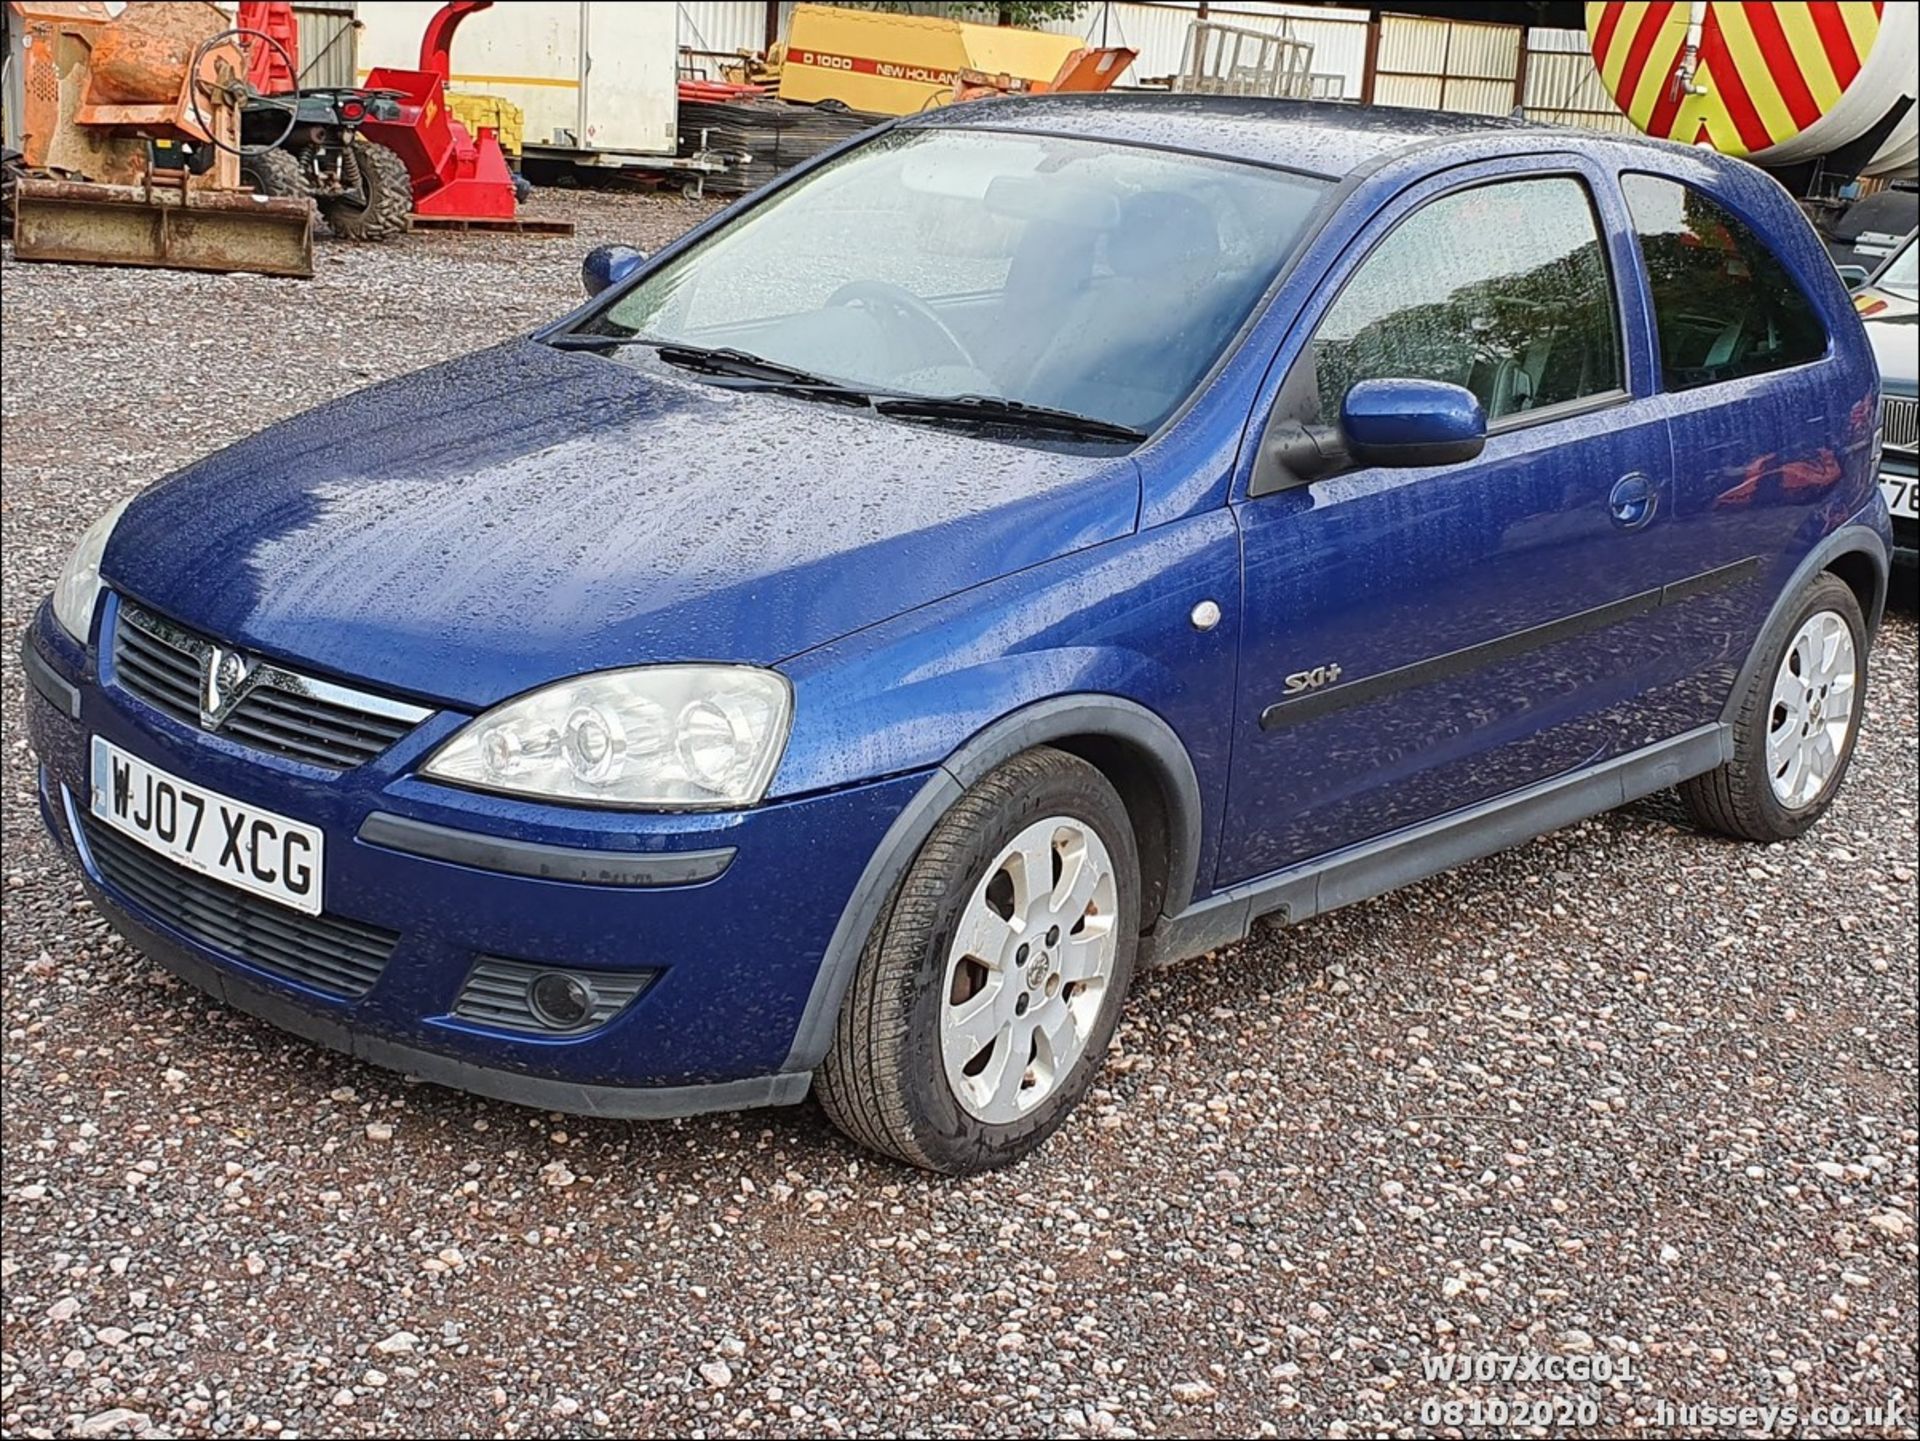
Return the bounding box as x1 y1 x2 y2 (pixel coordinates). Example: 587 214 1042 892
295 1 357 89
1036 2 1368 98
679 0 769 63
1522 25 1638 134
659 4 1631 137
1373 12 1522 116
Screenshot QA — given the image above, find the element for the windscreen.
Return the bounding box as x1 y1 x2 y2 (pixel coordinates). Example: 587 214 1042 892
1877 238 1917 297
592 128 1327 433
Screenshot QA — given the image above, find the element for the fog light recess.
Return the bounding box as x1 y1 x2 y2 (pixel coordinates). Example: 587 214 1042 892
453 957 656 1035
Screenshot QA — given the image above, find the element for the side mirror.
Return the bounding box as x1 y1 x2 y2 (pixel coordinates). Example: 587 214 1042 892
1835 264 1870 290
1341 378 1487 468
581 244 646 297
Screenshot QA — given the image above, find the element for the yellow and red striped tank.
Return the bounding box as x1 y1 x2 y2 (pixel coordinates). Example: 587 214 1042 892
1585 1 1917 178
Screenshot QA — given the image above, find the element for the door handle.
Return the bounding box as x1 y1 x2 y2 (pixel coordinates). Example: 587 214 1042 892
1609 471 1658 530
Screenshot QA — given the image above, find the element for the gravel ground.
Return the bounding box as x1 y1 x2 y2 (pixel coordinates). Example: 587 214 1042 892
3 190 1916 1440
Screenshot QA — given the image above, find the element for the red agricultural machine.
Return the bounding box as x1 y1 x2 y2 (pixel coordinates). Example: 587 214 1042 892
229 0 563 237
356 0 560 230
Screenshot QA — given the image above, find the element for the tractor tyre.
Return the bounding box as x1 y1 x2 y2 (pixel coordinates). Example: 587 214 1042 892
240 147 307 199
319 140 412 241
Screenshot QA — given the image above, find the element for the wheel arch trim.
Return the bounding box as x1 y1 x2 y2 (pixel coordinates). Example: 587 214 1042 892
1725 521 1888 726
781 695 1204 1075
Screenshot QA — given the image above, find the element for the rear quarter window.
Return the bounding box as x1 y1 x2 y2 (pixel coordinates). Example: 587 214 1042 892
1621 173 1827 392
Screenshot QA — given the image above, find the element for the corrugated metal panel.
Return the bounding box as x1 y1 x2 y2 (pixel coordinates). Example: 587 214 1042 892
679 0 765 66
1375 14 1451 76
1034 1 1367 96
1376 12 1521 114
1375 74 1444 111
1525 25 1591 55
1442 76 1516 116
1283 10 1367 100
1522 27 1640 134
1035 2 1199 80
1444 23 1518 82
294 1 356 89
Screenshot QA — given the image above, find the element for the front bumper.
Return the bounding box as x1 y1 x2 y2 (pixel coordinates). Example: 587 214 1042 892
1881 453 1918 570
23 596 930 1114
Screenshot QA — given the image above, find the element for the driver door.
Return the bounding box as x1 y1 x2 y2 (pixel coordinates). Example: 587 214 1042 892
1217 159 1681 885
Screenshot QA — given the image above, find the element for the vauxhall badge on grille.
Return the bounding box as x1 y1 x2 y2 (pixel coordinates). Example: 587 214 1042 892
201 645 256 729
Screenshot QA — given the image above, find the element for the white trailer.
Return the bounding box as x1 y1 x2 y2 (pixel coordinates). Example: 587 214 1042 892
354 1 680 163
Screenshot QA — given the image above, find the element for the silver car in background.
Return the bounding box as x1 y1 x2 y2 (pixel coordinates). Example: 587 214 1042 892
1858 231 1918 573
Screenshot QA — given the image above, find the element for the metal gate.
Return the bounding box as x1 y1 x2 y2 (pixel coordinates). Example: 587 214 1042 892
1371 12 1522 116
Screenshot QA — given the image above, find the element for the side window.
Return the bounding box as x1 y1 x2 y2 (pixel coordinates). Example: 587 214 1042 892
1306 177 1623 425
1621 173 1827 391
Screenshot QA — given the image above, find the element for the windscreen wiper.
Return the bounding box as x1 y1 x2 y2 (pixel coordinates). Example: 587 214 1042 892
548 333 858 392
545 330 653 350
651 344 859 391
873 393 1147 443
551 337 1145 438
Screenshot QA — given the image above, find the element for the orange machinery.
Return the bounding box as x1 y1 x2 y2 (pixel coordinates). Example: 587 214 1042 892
5 1 314 276
950 45 1139 105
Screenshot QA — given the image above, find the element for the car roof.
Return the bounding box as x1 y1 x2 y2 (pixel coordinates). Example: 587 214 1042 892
910 94 1641 180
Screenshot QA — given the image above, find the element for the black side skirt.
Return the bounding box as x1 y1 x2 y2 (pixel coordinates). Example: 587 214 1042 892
1142 722 1731 968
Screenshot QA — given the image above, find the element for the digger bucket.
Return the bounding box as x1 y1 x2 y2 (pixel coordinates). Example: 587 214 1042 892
11 178 315 279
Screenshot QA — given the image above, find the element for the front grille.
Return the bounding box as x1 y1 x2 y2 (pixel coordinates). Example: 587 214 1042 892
82 816 398 999
453 957 655 1034
113 603 431 771
1887 395 1918 456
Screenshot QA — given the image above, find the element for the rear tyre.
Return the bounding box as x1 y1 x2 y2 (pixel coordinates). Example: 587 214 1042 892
318 139 411 240
1681 572 1867 842
816 748 1139 1175
239 147 306 199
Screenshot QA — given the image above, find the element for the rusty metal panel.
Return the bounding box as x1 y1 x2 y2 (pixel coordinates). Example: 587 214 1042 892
11 178 316 277
294 2 358 89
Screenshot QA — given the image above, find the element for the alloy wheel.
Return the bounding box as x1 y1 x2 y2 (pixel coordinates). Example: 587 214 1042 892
940 816 1119 1123
1767 609 1858 809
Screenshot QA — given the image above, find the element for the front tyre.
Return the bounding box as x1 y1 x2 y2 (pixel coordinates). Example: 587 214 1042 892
1682 572 1868 842
816 748 1139 1174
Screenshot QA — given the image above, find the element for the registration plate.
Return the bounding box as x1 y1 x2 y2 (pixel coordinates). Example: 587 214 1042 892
89 737 323 915
1883 474 1920 520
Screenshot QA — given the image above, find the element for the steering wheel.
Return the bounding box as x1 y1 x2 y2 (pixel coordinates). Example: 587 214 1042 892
189 29 301 156
826 280 974 370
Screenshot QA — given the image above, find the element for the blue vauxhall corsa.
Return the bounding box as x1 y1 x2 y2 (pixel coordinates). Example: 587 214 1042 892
24 99 1895 1174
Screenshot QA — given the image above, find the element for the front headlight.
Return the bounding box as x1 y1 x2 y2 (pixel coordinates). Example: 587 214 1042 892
52 497 133 644
422 666 793 809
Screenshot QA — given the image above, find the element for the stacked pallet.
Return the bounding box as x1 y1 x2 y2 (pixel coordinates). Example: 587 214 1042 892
678 98 887 195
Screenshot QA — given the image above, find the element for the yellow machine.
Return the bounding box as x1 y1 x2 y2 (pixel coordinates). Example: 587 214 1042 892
777 3 1089 116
